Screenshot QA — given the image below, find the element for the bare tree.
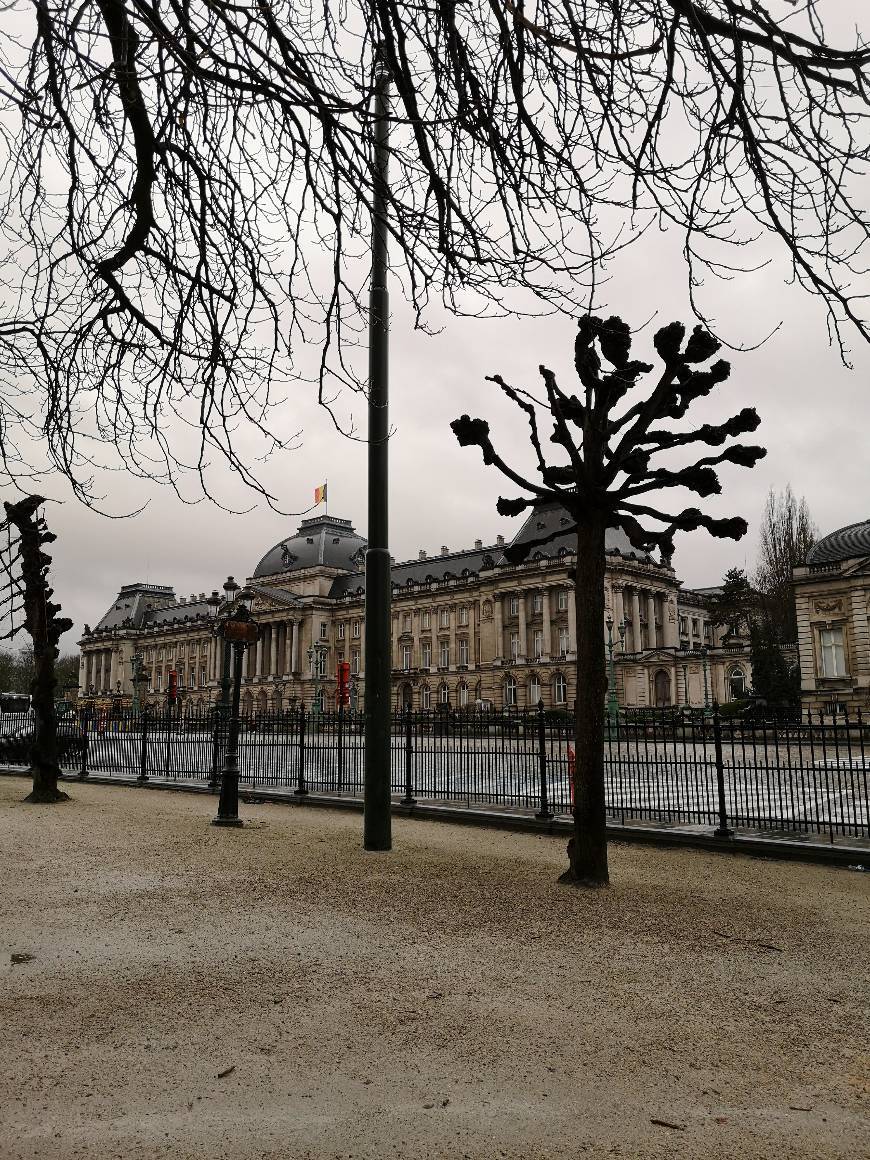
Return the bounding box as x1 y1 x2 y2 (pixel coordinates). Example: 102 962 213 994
755 485 818 643
0 3 867 501
451 314 765 885
1 497 73 802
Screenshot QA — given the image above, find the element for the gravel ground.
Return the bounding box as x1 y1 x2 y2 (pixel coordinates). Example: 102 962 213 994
1 776 868 1160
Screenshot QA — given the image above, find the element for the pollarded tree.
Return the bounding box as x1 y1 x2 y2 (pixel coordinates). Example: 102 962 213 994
0 4 867 502
451 315 766 886
1 497 73 803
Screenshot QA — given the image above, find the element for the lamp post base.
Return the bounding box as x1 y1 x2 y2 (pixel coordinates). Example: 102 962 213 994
212 815 244 828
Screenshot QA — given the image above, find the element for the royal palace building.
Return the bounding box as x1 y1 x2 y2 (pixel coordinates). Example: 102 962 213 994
78 503 752 714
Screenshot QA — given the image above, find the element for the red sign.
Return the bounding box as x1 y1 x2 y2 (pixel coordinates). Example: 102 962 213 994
336 661 351 706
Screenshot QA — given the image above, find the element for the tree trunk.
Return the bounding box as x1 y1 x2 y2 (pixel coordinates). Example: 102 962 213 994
559 512 608 887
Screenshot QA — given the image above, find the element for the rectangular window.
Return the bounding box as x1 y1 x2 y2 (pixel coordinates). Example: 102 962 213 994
338 623 345 640
679 617 687 635
820 627 847 677
422 611 431 630
509 593 519 616
458 607 468 626
402 613 411 632
559 627 569 657
178 643 185 657
402 644 412 670
439 609 449 628
557 590 568 611
421 685 431 709
156 671 163 692
352 620 360 638
200 667 207 687
439 641 450 668
422 642 432 668
533 629 544 658
458 639 469 666
510 632 520 661
351 650 360 675
532 592 543 613
320 622 328 639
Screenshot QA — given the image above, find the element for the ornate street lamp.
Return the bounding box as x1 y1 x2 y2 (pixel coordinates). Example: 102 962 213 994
605 615 625 727
699 645 711 711
130 653 149 713
306 640 329 726
212 587 258 827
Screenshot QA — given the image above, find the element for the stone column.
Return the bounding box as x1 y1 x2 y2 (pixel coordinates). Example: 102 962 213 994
663 596 679 648
567 589 576 657
542 588 551 659
687 613 695 650
269 624 278 677
255 636 263 678
494 595 503 660
631 589 642 652
449 608 457 670
647 592 657 650
614 584 625 630
469 603 477 667
517 590 527 662
289 621 298 674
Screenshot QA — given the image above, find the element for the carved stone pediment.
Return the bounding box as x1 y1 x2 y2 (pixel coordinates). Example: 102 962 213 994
814 598 843 614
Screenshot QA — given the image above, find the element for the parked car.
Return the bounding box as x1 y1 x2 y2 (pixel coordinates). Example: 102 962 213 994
0 712 86 767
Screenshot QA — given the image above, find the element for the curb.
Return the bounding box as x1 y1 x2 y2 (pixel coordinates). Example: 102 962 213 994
2 767 866 869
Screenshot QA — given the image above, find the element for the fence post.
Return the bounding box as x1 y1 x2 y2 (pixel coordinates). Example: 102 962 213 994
79 716 89 780
295 704 308 796
535 700 552 821
137 707 149 784
337 701 344 795
208 704 224 793
401 710 415 806
712 703 733 838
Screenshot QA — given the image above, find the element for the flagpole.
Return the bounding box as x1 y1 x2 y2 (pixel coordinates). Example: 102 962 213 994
364 45 392 852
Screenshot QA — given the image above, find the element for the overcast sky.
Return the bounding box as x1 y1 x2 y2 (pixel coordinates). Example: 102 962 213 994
3 2 869 650
29 214 870 650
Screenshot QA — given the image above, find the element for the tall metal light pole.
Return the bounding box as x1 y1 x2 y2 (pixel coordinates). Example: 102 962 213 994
364 45 392 852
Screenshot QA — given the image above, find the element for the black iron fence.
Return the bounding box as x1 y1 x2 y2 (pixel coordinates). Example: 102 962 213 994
1 705 868 844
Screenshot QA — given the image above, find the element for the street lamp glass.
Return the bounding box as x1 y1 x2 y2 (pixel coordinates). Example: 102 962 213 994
237 587 255 612
223 575 240 599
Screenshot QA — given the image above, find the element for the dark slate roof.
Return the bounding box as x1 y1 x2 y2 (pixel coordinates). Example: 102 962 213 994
329 543 500 599
254 515 368 578
806 519 870 566
142 598 215 628
507 502 650 563
93 583 176 632
329 502 653 598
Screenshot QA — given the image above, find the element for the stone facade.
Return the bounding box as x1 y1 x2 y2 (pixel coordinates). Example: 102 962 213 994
78 505 752 714
793 518 870 714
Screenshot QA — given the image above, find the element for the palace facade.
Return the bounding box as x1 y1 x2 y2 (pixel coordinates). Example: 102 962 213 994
78 504 752 713
794 517 870 714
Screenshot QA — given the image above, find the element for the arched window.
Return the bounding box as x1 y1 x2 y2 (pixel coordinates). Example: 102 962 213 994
729 666 747 699
529 676 542 706
504 675 517 707
458 681 469 708
421 684 431 710
553 672 567 705
439 682 450 705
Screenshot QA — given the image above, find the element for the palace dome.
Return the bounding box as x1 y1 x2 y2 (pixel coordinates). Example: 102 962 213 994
806 518 870 566
253 515 367 578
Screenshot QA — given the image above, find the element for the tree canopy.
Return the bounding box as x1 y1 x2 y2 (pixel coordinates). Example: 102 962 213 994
1 2 868 504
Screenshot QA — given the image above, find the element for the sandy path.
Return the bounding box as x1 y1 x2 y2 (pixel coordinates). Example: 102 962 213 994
1 775 867 1159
